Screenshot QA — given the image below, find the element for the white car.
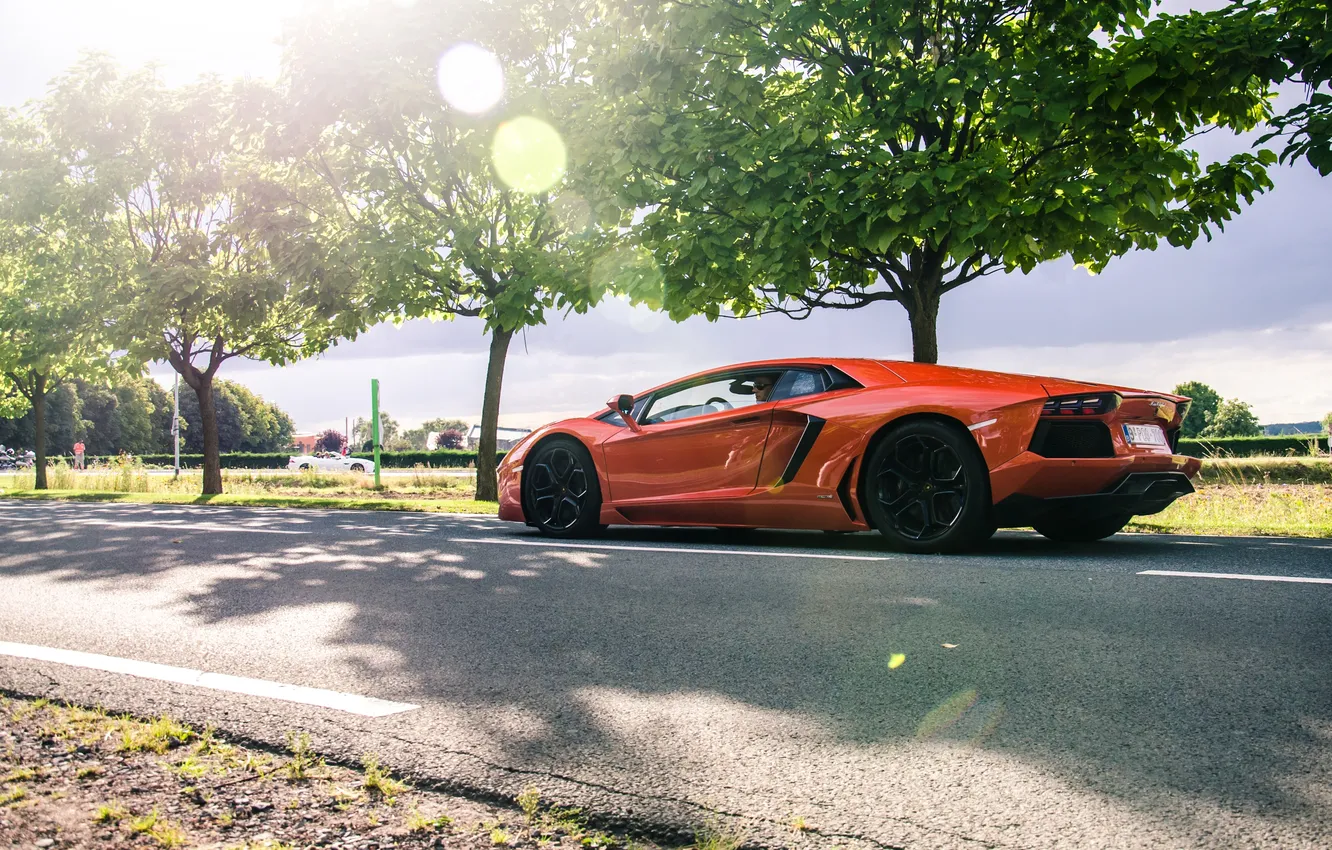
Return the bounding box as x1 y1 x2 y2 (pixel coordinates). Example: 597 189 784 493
287 452 377 474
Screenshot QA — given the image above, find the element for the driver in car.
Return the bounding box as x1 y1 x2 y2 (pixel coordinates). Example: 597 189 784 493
752 375 776 402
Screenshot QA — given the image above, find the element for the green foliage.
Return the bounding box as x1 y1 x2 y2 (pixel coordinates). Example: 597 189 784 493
1172 381 1222 439
1321 411 1332 435
40 56 374 493
1201 398 1263 438
1178 435 1329 457
313 429 346 454
282 0 641 498
163 379 294 453
586 0 1315 361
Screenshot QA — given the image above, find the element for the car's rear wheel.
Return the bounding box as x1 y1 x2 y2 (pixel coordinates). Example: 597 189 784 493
863 420 992 554
298 464 310 471
1034 513 1131 543
523 437 603 538
349 463 365 473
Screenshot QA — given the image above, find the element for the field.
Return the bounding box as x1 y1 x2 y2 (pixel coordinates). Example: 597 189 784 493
2 458 1330 538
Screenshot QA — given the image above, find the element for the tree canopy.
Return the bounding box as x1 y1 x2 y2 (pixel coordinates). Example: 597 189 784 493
588 0 1328 361
41 57 373 493
0 104 125 485
1173 381 1223 439
282 0 642 499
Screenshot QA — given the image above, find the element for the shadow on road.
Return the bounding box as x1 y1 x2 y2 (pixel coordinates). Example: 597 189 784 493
2 500 1330 829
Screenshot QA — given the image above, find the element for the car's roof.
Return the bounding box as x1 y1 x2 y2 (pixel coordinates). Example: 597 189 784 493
628 358 903 399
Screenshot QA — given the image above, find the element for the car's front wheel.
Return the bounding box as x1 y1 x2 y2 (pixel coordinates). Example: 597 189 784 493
1034 514 1131 543
863 419 992 554
522 437 603 538
349 463 365 473
298 464 310 471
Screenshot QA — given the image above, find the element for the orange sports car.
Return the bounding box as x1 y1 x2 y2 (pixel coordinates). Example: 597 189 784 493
496 358 1200 552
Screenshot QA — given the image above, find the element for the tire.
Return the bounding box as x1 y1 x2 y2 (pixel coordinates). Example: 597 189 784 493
298 464 310 471
863 419 992 554
522 437 603 538
349 464 365 473
1034 513 1131 543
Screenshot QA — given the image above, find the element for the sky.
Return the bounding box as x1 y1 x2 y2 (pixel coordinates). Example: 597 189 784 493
2 0 1329 433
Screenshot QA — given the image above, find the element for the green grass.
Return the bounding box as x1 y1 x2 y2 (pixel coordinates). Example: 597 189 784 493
1130 483 1332 538
0 466 475 496
0 489 498 515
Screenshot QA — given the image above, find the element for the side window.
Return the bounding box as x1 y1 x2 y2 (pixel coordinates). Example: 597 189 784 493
641 374 779 424
770 369 828 401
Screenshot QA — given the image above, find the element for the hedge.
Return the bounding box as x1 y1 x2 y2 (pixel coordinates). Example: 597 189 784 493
1177 435 1329 458
75 449 507 470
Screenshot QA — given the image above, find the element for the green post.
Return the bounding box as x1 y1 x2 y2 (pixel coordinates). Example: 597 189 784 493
371 378 381 488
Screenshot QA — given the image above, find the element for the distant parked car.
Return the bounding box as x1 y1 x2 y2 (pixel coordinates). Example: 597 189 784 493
287 451 377 474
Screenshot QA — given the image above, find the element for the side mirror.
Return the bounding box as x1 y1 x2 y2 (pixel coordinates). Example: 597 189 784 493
607 394 642 432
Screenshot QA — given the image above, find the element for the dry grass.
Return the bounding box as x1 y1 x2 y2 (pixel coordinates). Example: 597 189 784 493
0 466 474 498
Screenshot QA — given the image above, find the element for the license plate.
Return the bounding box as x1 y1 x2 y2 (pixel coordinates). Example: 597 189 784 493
1123 423 1167 446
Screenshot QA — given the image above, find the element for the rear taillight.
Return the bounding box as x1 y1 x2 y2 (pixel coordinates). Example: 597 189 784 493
1041 393 1121 416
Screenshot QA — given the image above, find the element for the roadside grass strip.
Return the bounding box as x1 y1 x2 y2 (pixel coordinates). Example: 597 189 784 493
0 642 418 717
1128 483 1331 538
1 695 671 850
0 489 498 515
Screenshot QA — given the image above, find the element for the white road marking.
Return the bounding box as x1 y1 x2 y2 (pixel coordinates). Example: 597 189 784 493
452 537 894 561
1138 570 1332 585
0 642 417 717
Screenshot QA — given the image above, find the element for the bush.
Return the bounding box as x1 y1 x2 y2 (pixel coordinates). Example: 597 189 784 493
1178 436 1329 458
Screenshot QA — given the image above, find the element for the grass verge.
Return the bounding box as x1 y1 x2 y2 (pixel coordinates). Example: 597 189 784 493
1128 483 1331 538
0 490 499 515
0 695 686 850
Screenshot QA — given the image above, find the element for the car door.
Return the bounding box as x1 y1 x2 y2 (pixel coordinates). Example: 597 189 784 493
600 371 784 504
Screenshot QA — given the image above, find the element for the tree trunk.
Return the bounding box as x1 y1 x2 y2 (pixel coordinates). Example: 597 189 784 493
194 375 224 495
32 372 47 490
905 283 942 364
475 327 514 502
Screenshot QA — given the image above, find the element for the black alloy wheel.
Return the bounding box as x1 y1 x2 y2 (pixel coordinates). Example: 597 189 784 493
349 463 365 473
523 437 603 538
864 420 991 553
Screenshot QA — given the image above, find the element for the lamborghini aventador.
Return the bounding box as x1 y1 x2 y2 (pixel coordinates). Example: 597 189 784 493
496 359 1200 552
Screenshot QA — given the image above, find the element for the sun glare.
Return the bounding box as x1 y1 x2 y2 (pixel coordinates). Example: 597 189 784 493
437 43 505 114
492 116 567 194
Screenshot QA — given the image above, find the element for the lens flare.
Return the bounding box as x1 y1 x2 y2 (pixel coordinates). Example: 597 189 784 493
492 116 566 194
437 43 504 114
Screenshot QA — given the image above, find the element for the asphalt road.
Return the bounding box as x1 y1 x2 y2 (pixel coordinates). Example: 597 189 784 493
1 501 1329 849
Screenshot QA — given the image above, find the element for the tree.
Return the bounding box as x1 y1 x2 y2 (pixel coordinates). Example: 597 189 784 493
72 378 160 456
313 429 346 454
399 417 470 450
1201 398 1262 438
42 57 371 494
587 0 1325 362
176 379 296 453
0 384 78 458
1172 381 1223 439
1323 411 1332 435
283 0 637 500
435 429 465 450
352 412 398 451
0 105 123 486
